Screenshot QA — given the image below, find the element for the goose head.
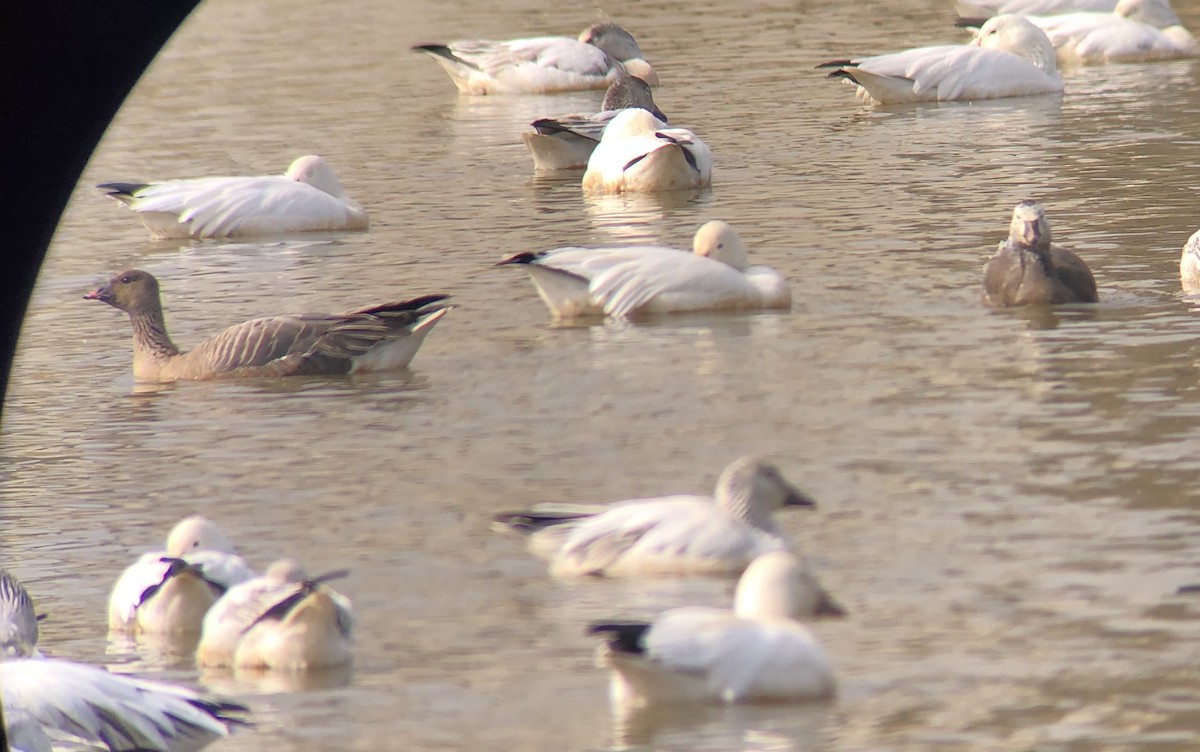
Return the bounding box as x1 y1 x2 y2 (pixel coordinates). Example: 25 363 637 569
580 23 658 86
693 220 750 271
84 269 162 315
1115 0 1182 28
285 155 346 197
166 515 237 557
715 457 816 530
1006 199 1052 250
734 551 845 620
603 74 666 121
972 15 1059 75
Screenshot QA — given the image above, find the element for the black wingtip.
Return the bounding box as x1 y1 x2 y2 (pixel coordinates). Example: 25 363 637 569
411 43 452 56
826 70 858 83
1177 583 1200 595
587 621 652 655
96 181 148 197
955 16 989 28
815 59 855 70
492 509 593 533
495 251 542 268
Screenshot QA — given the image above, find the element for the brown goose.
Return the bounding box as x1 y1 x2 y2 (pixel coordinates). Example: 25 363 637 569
85 270 449 382
981 201 1098 307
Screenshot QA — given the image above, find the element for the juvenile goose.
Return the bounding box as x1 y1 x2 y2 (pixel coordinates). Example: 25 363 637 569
2 571 248 751
1180 229 1200 293
109 516 256 635
982 200 1098 307
522 74 666 171
492 457 816 577
98 155 369 239
819 15 1062 104
86 270 450 382
497 221 790 320
587 551 839 706
197 559 354 671
412 22 657 95
581 107 712 193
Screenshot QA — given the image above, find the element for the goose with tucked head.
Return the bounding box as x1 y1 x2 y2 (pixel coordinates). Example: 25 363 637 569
581 107 712 193
587 551 841 706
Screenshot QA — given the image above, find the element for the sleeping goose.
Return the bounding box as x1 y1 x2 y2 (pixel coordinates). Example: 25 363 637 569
85 269 450 382
1180 229 1200 293
521 74 666 171
411 22 657 95
492 457 818 578
496 220 790 320
196 559 354 671
587 551 840 706
581 107 712 193
819 15 1062 104
981 200 1098 307
981 0 1200 64
2 570 248 751
108 515 256 635
98 155 369 239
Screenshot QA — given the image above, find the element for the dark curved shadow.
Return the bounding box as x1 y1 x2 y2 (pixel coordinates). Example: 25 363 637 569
0 2 202 420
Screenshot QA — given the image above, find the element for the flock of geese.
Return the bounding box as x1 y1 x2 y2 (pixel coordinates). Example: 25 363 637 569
7 0 1200 748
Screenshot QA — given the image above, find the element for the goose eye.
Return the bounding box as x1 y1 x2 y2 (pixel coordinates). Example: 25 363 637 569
119 275 133 284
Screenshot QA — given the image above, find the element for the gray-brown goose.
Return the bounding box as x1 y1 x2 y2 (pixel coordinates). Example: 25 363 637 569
85 269 449 382
981 201 1098 307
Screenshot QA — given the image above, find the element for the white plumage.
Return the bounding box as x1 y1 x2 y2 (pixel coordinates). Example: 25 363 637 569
587 551 839 706
1180 229 1200 293
581 108 712 193
108 516 256 634
822 15 1062 104
98 155 369 239
956 0 1115 18
497 221 788 320
412 22 657 95
1021 0 1198 64
492 457 816 577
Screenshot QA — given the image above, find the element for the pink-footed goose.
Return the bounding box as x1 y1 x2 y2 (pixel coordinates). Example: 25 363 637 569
85 269 450 382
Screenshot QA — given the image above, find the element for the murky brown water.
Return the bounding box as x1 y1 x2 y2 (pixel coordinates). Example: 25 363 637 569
6 0 1200 748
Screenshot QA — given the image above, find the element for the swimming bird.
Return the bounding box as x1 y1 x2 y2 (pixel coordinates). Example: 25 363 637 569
85 269 450 382
586 551 839 706
1179 229 1200 294
108 516 257 635
97 155 369 239
981 200 1098 307
985 0 1200 64
196 559 354 670
411 22 657 95
581 108 711 192
492 457 816 577
522 74 667 171
2 570 248 751
496 221 790 320
819 15 1062 104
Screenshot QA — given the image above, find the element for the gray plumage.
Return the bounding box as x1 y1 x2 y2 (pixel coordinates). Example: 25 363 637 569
85 269 450 382
0 569 39 657
982 200 1098 307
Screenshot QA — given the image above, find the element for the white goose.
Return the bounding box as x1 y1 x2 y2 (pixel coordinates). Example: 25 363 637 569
196 559 355 670
108 516 256 635
1 570 247 751
412 22 657 95
522 74 666 171
820 15 1062 104
956 0 1116 18
587 551 839 706
1179 229 1200 293
582 108 712 193
1015 0 1199 64
98 155 369 239
492 457 817 577
496 221 790 320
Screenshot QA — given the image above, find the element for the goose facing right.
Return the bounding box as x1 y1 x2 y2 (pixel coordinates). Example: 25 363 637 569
587 551 840 706
412 22 657 95
820 15 1062 104
982 200 1098 307
497 220 789 320
86 269 450 382
492 457 818 577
